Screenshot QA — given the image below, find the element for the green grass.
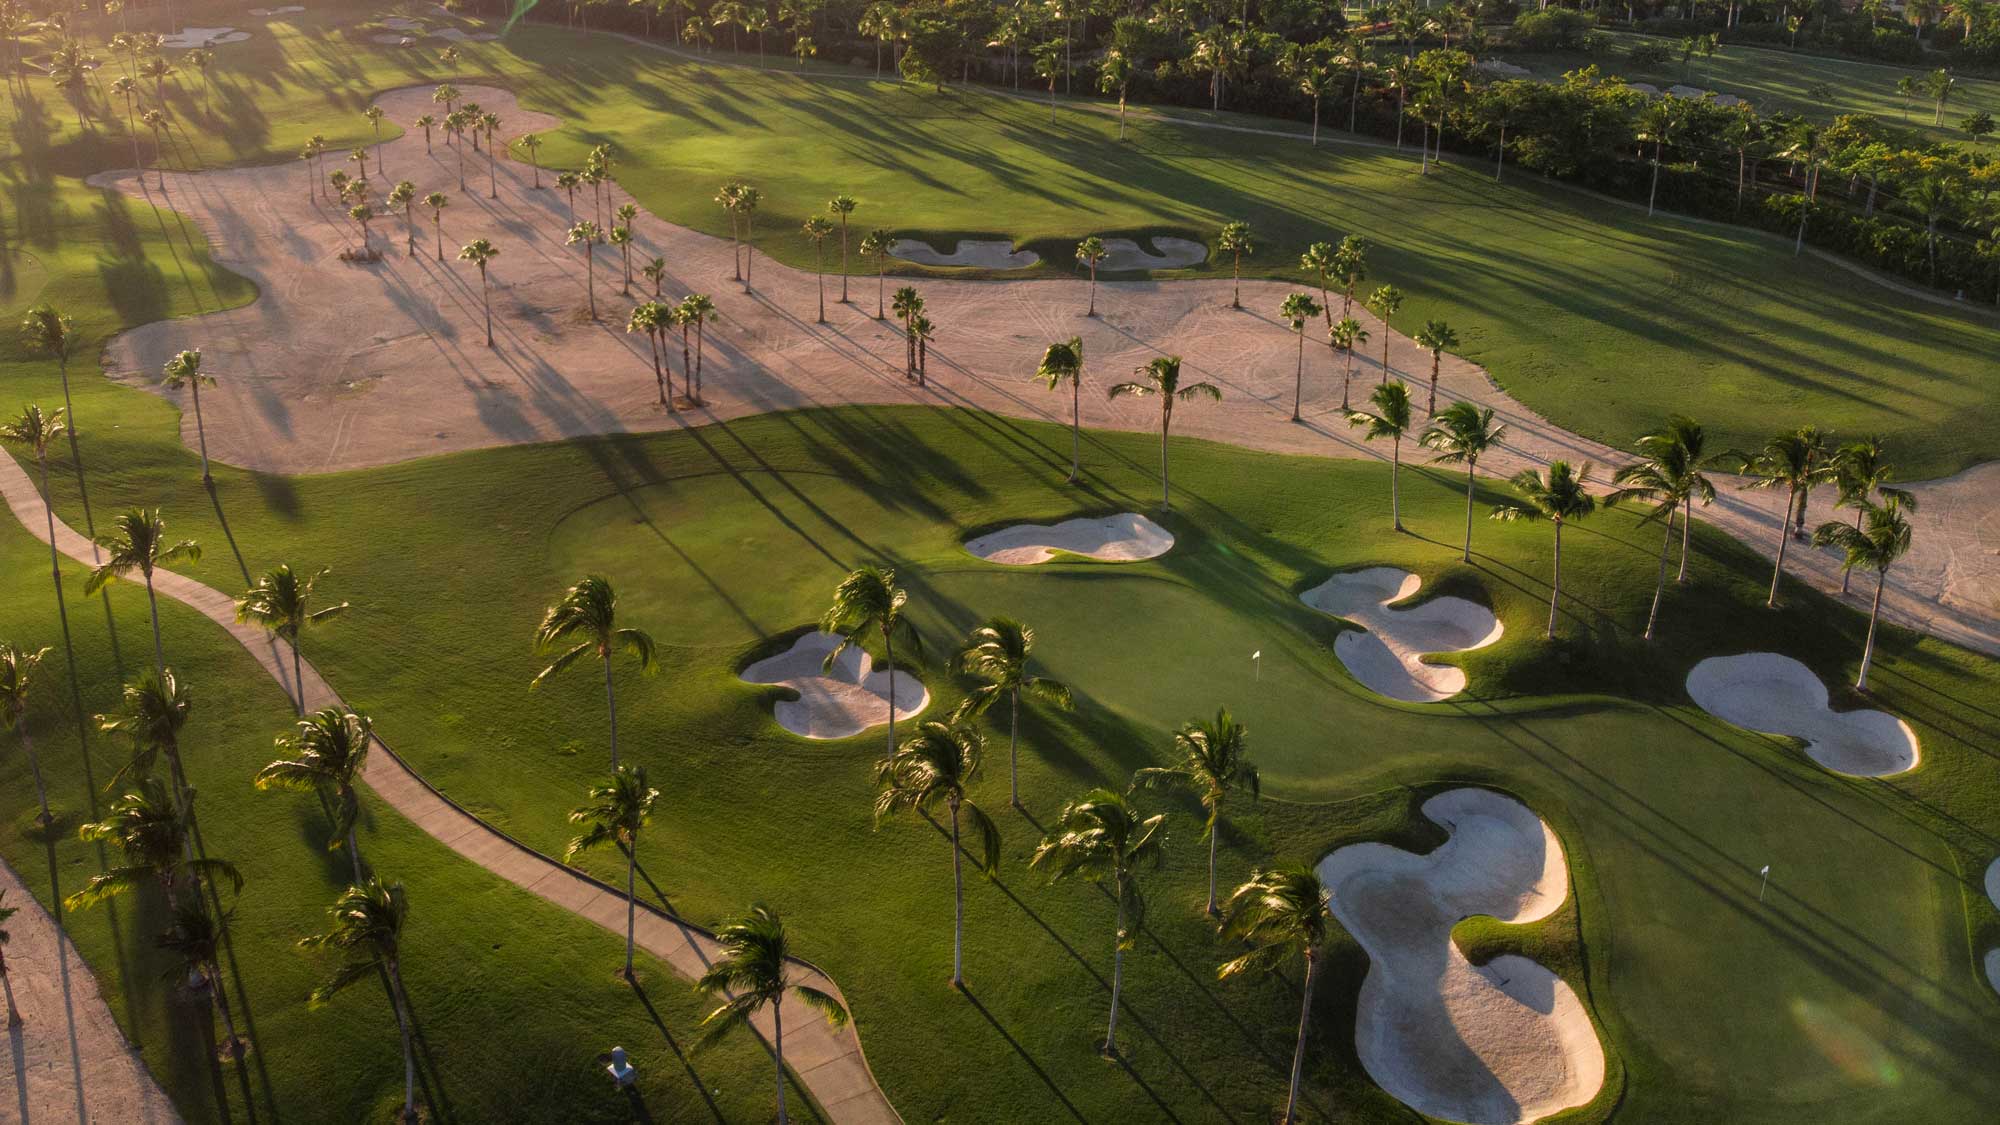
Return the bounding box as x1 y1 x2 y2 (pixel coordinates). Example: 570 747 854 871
6 0 1998 480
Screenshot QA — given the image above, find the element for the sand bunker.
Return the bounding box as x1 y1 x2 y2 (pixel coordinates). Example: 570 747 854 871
1686 653 1919 777
964 513 1173 565
1317 788 1605 1124
1986 857 1999 913
162 26 250 47
1097 237 1207 271
739 631 927 739
1986 949 2000 995
889 238 1038 269
1474 59 1532 77
248 5 305 14
1299 568 1502 703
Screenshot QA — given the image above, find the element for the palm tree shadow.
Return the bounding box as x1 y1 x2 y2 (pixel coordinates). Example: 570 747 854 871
203 480 254 586
955 985 1088 1123
625 979 727 1124
396 982 460 1125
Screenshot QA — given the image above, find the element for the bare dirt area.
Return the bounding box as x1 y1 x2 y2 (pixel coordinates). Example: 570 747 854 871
93 85 2000 655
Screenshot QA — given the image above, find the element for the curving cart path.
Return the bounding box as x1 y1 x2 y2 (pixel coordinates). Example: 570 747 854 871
0 452 901 1125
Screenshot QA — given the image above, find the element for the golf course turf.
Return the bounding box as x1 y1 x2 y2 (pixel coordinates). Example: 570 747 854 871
3 3 1999 1122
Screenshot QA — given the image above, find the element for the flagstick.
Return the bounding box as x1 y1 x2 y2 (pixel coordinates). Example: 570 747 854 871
1757 864 1771 904
1252 650 1261 681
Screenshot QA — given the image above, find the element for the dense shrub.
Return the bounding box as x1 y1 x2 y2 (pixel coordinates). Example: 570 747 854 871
1512 8 1597 51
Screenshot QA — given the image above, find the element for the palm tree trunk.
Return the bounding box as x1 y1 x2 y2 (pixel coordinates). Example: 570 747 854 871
1768 486 1795 607
883 631 897 761
815 245 825 322
1159 418 1171 510
1644 509 1674 641
1205 820 1218 916
1547 523 1563 638
1462 462 1477 562
603 651 619 767
1390 437 1402 531
1088 266 1097 316
481 271 493 347
950 801 965 987
389 962 417 1123
1678 495 1694 583
144 571 166 678
1069 377 1081 484
839 221 850 302
1843 507 1863 593
773 1003 788 1124
209 954 246 1061
291 642 306 715
1858 569 1885 690
624 842 637 978
1292 328 1305 421
877 266 886 319
348 828 363 882
1104 873 1125 1055
190 382 211 482
434 217 443 261
1231 253 1241 308
1284 953 1317 1125
1008 691 1021 806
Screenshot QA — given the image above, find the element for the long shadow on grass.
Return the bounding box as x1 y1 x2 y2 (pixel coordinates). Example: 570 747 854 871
627 980 727 1124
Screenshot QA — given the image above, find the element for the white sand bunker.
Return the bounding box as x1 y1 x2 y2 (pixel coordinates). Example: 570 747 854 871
248 5 305 14
739 631 927 739
1299 567 1502 703
1318 788 1605 1124
162 27 250 47
1985 858 2000 995
1987 949 2000 996
889 238 1038 269
1097 237 1207 271
964 513 1173 565
1686 653 1919 777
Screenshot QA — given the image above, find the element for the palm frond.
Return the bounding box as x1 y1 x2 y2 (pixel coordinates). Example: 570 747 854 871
530 641 593 688
792 985 850 1027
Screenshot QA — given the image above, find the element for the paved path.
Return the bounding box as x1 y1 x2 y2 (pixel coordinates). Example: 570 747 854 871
0 854 182 1124
0 453 900 1125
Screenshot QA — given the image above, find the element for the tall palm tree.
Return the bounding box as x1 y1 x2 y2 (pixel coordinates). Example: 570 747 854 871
1413 319 1457 417
1348 381 1415 531
531 576 657 767
1299 241 1336 329
696 904 849 1125
0 406 75 616
1030 788 1167 1057
1364 284 1403 383
1218 866 1335 1125
564 764 659 979
1134 709 1256 916
891 286 924 380
1738 429 1835 608
1637 415 1724 584
1034 337 1085 483
388 181 417 253
457 238 501 346
628 301 672 406
828 194 858 303
236 564 349 714
1107 356 1221 510
1421 401 1509 562
1493 461 1598 638
1812 500 1915 690
802 215 835 322
1333 235 1369 320
820 565 923 758
714 180 745 280
422 191 449 261
299 877 420 1124
951 617 1072 807
1075 236 1107 316
19 306 86 488
735 186 763 287
84 509 201 677
0 643 52 823
1217 220 1253 308
1829 437 1915 595
1280 292 1324 421
679 293 720 402
479 111 501 198
255 709 374 879
156 898 248 1060
97 668 192 798
1611 439 1699 642
1330 316 1367 412
522 132 542 186
859 227 895 318
874 721 1001 988
567 220 603 318
68 777 241 912
610 225 635 295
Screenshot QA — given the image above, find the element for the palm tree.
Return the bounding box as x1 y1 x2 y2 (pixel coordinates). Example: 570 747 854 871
1639 415 1725 585
415 113 436 153
714 180 745 279
890 286 924 380
0 643 53 823
1812 500 1915 690
642 257 668 300
564 764 659 979
68 777 241 912
479 111 501 198
457 239 501 346
1413 319 1457 417
820 564 923 758
1217 866 1334 1125
951 617 1072 807
801 216 835 322
859 228 895 318
97 668 191 797
519 132 542 187
235 563 349 715
1029 788 1167 1057
1493 461 1598 638
567 220 603 318
1421 401 1509 562
1333 235 1369 319
84 509 201 677
874 721 1001 988
1035 337 1086 483
141 108 171 188
828 195 858 303
364 104 387 174
1739 429 1835 608
1280 292 1324 421
1217 220 1252 308
1075 236 1107 316
0 889 19 1026
423 191 448 261
696 904 849 1125
680 293 719 401
1107 356 1221 510
1610 439 1700 642
20 305 84 474
1330 316 1367 412
1365 284 1404 383
628 301 672 406
1299 241 1336 330
559 171 583 225
531 576 657 767
736 186 763 287
1099 47 1134 138
156 898 248 1061
605 226 633 296
0 406 76 630
1830 437 1915 595
1347 381 1415 531
255 709 373 879
1134 709 1256 917
299 877 420 1124
388 181 417 253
